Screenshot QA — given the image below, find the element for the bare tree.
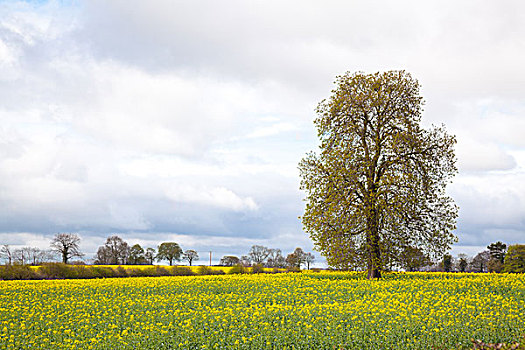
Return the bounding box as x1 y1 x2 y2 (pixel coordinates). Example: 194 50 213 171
50 233 84 264
94 246 111 265
95 236 130 265
0 245 13 265
305 253 315 270
14 247 34 265
469 250 491 272
248 245 270 265
182 250 199 266
240 255 251 267
28 248 41 265
266 249 286 268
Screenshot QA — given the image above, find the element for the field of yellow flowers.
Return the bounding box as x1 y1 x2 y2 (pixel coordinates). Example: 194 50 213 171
0 272 524 349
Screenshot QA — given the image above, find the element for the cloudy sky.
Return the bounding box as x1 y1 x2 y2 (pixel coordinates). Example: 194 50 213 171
1 0 524 265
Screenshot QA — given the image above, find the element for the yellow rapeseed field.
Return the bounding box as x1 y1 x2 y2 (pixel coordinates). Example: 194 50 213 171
0 272 524 349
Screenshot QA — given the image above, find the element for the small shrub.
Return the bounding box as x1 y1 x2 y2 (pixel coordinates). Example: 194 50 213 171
197 266 212 275
228 264 247 274
196 266 225 275
128 268 151 277
286 266 301 273
70 261 86 265
38 263 79 279
74 265 97 279
154 267 171 276
170 266 195 276
114 266 129 277
90 266 117 278
0 265 40 280
251 263 265 274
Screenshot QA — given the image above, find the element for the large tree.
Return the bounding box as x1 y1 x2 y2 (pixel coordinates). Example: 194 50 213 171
95 236 130 265
156 242 182 266
299 71 458 279
470 250 490 273
219 255 240 267
50 233 84 264
144 248 156 265
503 244 525 273
286 248 307 269
266 249 286 268
248 245 271 265
487 241 507 264
128 244 146 265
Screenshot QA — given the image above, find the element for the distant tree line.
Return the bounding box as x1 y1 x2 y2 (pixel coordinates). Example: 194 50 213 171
2 234 523 274
219 245 315 270
0 233 199 267
357 240 524 274
0 234 316 271
434 241 525 273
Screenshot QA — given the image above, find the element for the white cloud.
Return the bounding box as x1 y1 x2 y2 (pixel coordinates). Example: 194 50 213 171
167 186 258 212
456 137 516 172
243 122 297 139
1 0 525 260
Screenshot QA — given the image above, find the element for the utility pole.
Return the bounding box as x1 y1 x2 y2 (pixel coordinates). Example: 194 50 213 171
209 251 212 266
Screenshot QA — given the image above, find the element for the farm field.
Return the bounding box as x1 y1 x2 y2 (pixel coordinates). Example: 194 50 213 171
0 272 524 350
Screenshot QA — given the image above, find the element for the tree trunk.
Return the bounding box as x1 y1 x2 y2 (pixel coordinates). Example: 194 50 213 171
367 208 382 279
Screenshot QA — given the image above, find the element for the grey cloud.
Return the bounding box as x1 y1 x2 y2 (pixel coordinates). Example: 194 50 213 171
2 0 525 264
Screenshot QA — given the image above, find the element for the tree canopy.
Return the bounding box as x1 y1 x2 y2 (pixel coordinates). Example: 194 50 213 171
487 241 507 264
156 242 182 266
299 71 458 278
95 235 130 265
503 244 525 273
182 250 199 266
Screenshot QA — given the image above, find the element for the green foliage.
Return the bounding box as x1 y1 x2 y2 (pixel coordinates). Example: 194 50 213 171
220 255 241 266
156 242 183 266
299 70 458 279
182 249 199 266
487 241 507 264
503 245 525 273
443 254 453 272
400 246 431 272
128 244 146 265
